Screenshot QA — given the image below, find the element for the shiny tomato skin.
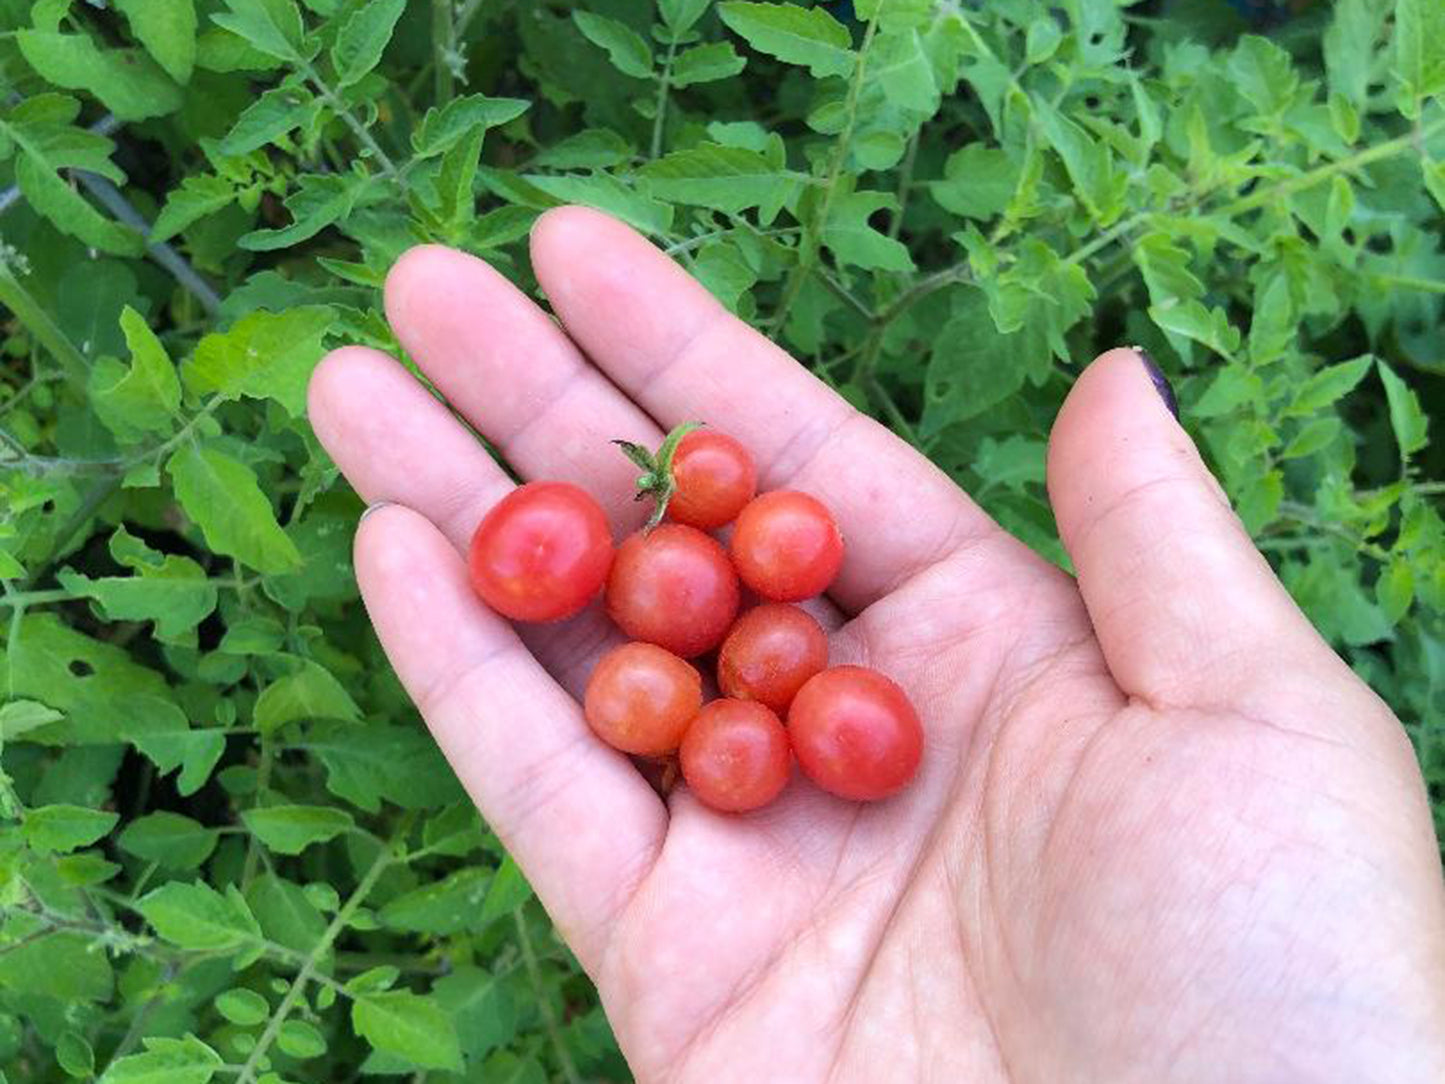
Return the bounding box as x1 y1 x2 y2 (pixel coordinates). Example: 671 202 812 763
584 642 702 756
606 524 740 657
680 699 791 812
468 482 614 623
730 490 844 602
788 666 922 801
717 603 828 713
667 430 758 530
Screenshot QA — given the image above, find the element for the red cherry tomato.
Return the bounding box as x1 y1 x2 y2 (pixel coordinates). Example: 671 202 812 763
730 490 843 602
680 699 791 812
584 642 702 756
606 524 740 657
468 482 614 623
717 603 828 713
788 666 922 801
667 429 758 530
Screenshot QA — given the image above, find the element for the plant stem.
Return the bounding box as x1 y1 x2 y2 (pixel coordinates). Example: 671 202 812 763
651 38 679 159
300 61 403 181
235 849 394 1084
0 264 89 385
514 907 581 1084
889 132 920 240
432 0 454 105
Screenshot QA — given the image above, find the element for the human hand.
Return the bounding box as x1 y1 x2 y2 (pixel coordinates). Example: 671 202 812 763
307 207 1445 1083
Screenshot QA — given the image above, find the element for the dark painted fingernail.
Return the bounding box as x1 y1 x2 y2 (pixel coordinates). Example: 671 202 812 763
1135 347 1179 420
359 501 393 525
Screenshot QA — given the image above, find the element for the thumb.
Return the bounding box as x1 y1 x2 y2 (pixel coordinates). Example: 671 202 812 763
1046 347 1334 710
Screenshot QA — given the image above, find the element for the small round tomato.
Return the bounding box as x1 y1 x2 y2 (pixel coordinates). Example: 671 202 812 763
584 642 702 756
667 429 757 530
606 524 740 657
788 666 922 801
468 482 613 623
730 490 844 602
680 699 791 813
717 603 828 713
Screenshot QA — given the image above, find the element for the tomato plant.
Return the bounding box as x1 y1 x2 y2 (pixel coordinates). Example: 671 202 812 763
717 603 829 713
606 524 740 657
467 482 615 623
788 667 924 802
730 491 844 602
680 699 791 813
584 642 703 757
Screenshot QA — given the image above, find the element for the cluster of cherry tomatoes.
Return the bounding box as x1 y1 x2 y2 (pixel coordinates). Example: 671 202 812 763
466 425 923 814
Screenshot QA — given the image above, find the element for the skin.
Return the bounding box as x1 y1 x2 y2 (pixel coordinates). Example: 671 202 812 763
308 206 1445 1084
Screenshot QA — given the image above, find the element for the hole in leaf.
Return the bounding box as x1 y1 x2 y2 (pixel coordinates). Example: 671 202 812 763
1089 31 1105 45
69 659 94 677
1085 95 1101 109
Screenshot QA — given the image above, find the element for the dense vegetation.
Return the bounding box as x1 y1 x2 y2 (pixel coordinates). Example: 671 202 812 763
1 0 1442 1080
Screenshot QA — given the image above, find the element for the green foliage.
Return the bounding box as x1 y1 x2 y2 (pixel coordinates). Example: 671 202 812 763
1 0 1443 1081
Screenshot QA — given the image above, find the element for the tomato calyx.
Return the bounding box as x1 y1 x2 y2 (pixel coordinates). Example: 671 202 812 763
613 420 703 528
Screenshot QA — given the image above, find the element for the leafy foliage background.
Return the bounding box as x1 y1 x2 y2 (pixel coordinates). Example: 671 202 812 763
1 0 1442 1080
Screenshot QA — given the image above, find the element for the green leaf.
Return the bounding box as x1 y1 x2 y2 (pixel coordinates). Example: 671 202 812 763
1228 35 1299 116
1148 300 1241 360
1378 558 1415 624
823 190 914 271
412 94 531 157
17 32 182 121
332 0 406 86
238 174 368 250
0 932 113 1002
168 443 302 574
89 306 182 441
523 172 672 235
58 557 217 640
1134 233 1205 310
118 812 219 870
211 0 306 62
22 804 119 852
132 728 226 797
278 1020 327 1059
931 145 1017 220
253 659 361 732
1280 417 1342 460
1246 274 1294 367
1036 102 1127 226
0 700 64 741
1286 356 1374 415
56 1031 95 1078
151 175 238 244
870 30 937 114
308 722 463 813
183 306 335 416
215 989 269 1027
379 868 490 935
218 84 321 155
660 0 712 37
434 966 517 1060
1394 0 1445 112
719 1 854 78
98 1035 222 1084
116 0 197 84
14 148 142 256
573 11 653 79
1377 361 1429 460
532 128 632 169
671 41 747 87
352 991 464 1071
478 854 533 925
641 143 796 212
242 804 355 854
1323 0 1382 107
922 289 1026 435
136 882 261 952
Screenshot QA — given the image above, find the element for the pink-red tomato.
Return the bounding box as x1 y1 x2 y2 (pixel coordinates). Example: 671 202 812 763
788 666 922 801
680 699 791 812
717 603 828 713
584 642 702 756
667 429 758 530
606 524 740 657
468 482 613 622
730 490 843 602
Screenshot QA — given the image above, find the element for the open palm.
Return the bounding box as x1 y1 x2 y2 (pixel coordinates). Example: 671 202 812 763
308 207 1445 1083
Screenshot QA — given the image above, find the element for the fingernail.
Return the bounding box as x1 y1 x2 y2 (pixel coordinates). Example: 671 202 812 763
359 501 393 525
1134 346 1179 420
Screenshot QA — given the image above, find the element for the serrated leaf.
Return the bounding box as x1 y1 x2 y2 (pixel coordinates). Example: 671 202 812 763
22 804 119 852
1134 232 1205 310
532 129 632 170
58 557 217 639
931 144 1017 220
1246 274 1294 367
99 1035 222 1084
118 812 219 870
855 0 934 31
253 659 360 733
15 152 142 256
352 992 463 1071
412 94 530 157
822 190 913 271
211 0 306 62
1229 35 1299 116
523 172 672 235
1286 356 1373 415
183 306 334 416
89 306 181 440
379 868 490 934
0 932 112 1002
1324 0 1382 107
660 0 712 37
17 32 182 121
0 700 64 741
1394 0 1445 113
870 29 937 114
242 804 354 854
719 1 854 78
671 41 746 87
239 174 368 251
116 0 197 84
151 175 237 243
133 728 226 797
306 722 462 813
1280 417 1342 460
332 0 405 86
641 143 795 211
1377 361 1429 460
573 11 653 79
1036 102 1126 226
1148 300 1240 360
168 444 302 574
215 989 269 1027
136 883 261 951
219 84 320 155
